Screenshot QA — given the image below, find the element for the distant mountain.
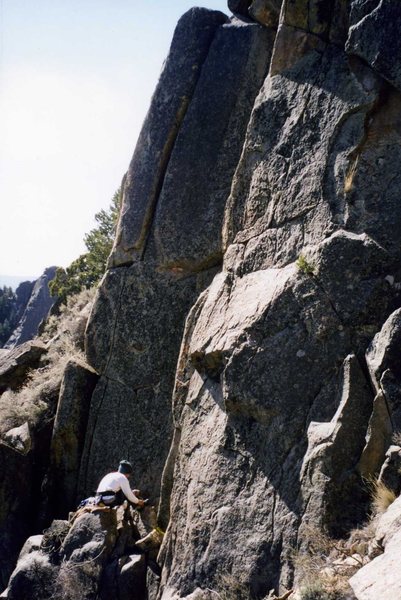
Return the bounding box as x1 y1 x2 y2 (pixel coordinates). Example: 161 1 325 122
0 275 37 290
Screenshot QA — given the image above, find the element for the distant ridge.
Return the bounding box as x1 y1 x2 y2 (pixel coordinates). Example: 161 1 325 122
0 275 37 290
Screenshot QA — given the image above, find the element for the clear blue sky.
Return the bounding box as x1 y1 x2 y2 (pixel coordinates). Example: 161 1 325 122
0 0 228 278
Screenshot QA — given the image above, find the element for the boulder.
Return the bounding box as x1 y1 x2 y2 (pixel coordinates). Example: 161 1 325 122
55 511 118 599
3 423 31 454
4 267 58 349
6 552 57 600
346 0 401 92
99 552 147 600
18 535 43 561
40 519 70 561
61 511 117 562
0 340 47 394
118 554 147 600
4 507 149 600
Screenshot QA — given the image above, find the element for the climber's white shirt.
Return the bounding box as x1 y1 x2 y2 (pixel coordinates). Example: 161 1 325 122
96 471 139 504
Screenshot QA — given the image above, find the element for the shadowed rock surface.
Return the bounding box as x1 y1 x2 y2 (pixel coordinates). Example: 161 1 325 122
13 282 34 324
45 359 99 519
4 267 58 349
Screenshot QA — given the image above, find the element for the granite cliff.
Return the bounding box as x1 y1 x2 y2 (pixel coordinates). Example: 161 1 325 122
2 267 58 350
1 1 401 599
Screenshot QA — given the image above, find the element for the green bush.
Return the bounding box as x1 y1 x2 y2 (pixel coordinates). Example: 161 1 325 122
296 255 315 276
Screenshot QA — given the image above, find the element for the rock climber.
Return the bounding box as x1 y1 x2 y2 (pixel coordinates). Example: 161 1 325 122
96 459 145 509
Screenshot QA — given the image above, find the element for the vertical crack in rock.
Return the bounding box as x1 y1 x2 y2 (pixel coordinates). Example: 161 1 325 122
77 376 110 499
145 18 276 273
109 8 228 267
103 266 128 375
138 96 190 262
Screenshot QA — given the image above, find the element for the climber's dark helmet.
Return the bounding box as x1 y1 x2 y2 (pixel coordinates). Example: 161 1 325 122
118 460 133 476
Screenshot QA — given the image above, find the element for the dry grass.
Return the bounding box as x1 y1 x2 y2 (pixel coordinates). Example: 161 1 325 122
369 479 396 516
293 524 362 600
207 573 251 600
343 156 358 194
0 287 95 440
52 566 94 600
298 569 357 600
41 287 95 344
346 521 377 557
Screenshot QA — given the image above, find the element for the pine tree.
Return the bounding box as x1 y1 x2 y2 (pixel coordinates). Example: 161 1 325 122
0 286 17 345
49 188 122 305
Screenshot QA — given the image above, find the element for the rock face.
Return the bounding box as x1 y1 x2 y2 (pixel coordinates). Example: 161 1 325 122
4 267 58 349
0 442 35 590
76 1 401 598
78 8 274 507
13 281 34 324
110 8 228 268
151 1 401 598
3 1 401 599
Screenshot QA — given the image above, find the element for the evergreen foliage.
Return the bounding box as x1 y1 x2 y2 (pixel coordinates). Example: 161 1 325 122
49 188 122 305
0 286 17 345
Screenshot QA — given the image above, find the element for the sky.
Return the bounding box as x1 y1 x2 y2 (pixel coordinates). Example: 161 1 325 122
0 0 228 280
